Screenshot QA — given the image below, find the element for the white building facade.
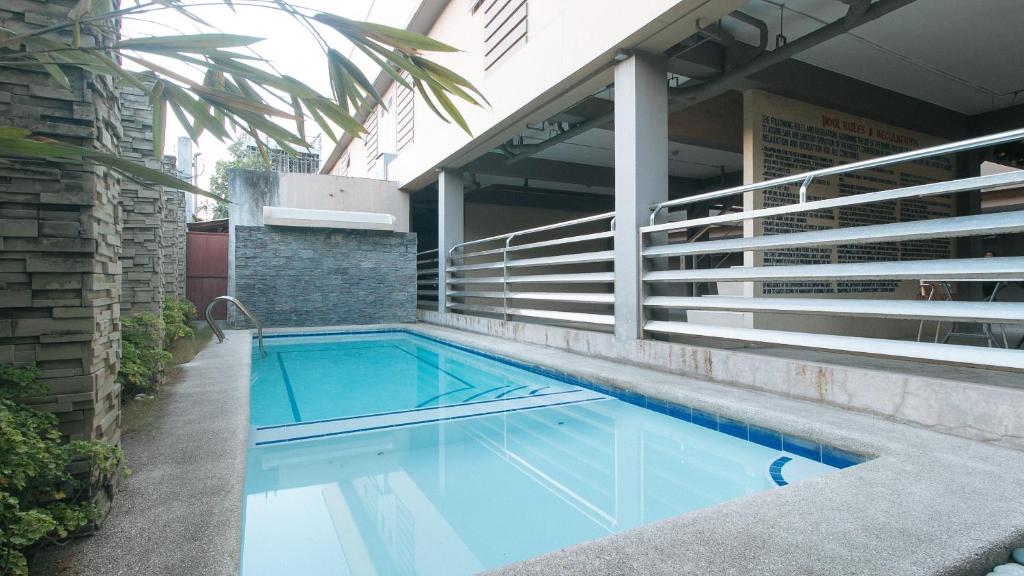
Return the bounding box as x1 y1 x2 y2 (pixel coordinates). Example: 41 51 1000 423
322 0 1024 371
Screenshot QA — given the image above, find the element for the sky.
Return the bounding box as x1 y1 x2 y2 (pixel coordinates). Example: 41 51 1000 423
121 0 417 210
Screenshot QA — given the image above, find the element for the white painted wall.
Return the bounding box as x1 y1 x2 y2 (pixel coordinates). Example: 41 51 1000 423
327 0 744 189
277 173 410 233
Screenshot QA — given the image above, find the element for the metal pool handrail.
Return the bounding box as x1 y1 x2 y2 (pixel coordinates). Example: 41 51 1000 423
648 126 1024 224
447 210 616 258
205 295 266 357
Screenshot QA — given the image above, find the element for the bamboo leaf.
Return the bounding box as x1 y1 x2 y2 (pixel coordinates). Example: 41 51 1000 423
196 87 295 119
116 33 263 52
31 53 71 90
357 21 461 53
414 57 489 105
305 97 364 135
0 127 31 139
428 81 471 134
86 50 150 92
67 0 93 21
328 48 382 106
122 53 296 120
314 13 459 53
0 133 219 199
167 98 200 142
306 105 336 142
205 55 320 98
150 81 167 159
290 96 305 142
165 84 230 141
414 79 448 125
351 41 412 91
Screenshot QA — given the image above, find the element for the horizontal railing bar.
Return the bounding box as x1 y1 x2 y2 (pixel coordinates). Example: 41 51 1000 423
643 211 1024 258
450 250 615 272
447 262 504 272
643 296 1024 323
417 249 439 256
447 303 502 315
449 303 615 325
642 171 1024 235
642 321 1024 370
448 291 615 304
417 279 439 285
460 231 616 259
447 276 504 284
648 126 1024 215
511 250 615 268
450 272 616 284
417 268 439 275
417 290 439 296
450 211 614 252
643 256 1024 283
509 231 615 253
417 258 439 265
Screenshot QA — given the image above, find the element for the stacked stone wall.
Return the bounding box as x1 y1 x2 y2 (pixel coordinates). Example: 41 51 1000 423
116 85 188 312
161 182 187 300
0 0 123 474
232 226 417 327
117 85 165 317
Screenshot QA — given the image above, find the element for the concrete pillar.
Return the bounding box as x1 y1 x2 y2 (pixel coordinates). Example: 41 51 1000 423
437 169 464 313
614 53 668 340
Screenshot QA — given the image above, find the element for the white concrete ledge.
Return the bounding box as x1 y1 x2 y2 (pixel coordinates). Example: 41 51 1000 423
262 206 395 231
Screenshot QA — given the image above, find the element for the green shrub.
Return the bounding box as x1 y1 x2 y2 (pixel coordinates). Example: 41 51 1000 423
162 297 196 346
0 364 123 576
117 313 171 397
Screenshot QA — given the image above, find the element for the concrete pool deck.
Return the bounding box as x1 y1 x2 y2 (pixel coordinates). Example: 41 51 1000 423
32 331 251 576
35 322 1024 575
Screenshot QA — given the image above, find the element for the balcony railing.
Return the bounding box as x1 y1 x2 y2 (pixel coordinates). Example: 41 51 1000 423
445 212 616 330
417 249 439 310
641 127 1024 370
433 127 1024 370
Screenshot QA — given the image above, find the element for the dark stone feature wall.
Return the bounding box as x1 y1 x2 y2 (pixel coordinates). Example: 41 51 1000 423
232 226 417 327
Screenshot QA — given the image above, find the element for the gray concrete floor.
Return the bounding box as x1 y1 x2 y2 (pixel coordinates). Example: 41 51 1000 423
31 323 1024 576
32 331 250 576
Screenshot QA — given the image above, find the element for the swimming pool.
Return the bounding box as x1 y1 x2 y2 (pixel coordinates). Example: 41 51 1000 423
241 330 861 576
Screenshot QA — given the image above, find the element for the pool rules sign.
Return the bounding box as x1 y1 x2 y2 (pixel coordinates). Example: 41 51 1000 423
741 90 957 335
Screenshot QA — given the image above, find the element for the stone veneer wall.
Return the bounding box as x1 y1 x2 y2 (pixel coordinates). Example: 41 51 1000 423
116 85 166 316
161 176 187 300
232 226 417 327
0 0 123 497
116 85 188 315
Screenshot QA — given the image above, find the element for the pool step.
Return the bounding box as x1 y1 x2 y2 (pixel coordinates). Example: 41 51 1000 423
249 388 608 446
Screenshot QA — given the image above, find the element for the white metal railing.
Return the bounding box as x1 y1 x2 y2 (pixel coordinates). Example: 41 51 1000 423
641 127 1024 370
417 248 440 310
445 212 615 329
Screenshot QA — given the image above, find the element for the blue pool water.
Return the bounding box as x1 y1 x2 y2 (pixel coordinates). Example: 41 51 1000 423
249 332 580 427
242 331 850 576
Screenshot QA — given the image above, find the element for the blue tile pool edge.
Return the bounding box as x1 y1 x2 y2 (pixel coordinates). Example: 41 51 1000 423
253 328 868 469
769 456 793 487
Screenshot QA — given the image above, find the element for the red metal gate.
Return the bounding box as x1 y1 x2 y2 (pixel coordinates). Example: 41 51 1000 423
186 231 228 319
